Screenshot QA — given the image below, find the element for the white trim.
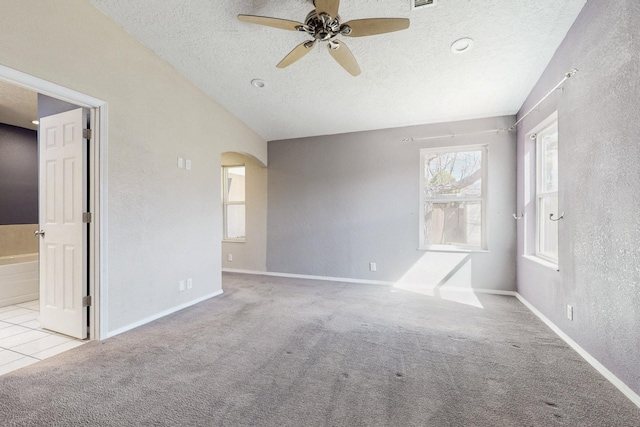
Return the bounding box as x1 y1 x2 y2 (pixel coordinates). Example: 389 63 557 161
223 268 391 286
0 64 108 340
0 293 40 307
535 119 559 263
229 268 640 408
522 254 559 272
224 269 639 407
0 65 105 108
515 293 640 408
105 290 224 338
222 165 246 241
419 144 488 251
525 110 558 139
222 269 516 297
418 247 490 253
97 103 109 341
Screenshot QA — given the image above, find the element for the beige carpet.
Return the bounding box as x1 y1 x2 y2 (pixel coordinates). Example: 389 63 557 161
1 273 639 426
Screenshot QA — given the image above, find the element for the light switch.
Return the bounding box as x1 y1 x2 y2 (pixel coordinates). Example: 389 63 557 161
177 157 184 169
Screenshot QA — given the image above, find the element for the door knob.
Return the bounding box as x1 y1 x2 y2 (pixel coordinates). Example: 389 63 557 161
34 230 45 238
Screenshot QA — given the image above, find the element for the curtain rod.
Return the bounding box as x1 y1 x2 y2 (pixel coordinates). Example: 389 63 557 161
402 69 578 143
508 68 578 131
401 128 505 143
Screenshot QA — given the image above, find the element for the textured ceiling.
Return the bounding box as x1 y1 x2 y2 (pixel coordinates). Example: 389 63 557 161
90 0 586 141
0 80 38 131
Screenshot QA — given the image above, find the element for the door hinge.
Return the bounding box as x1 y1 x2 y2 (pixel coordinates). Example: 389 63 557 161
83 212 92 223
83 128 92 139
83 295 92 307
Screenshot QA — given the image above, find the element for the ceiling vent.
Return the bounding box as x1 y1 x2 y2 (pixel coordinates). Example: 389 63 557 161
412 0 437 10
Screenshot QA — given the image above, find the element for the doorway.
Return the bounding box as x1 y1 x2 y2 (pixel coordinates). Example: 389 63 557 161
0 64 106 344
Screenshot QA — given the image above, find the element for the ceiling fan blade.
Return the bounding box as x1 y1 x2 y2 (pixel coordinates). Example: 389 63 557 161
315 0 340 19
238 14 304 31
342 18 410 37
277 40 317 68
327 40 361 76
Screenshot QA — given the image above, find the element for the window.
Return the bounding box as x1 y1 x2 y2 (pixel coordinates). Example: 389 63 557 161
222 166 245 241
420 145 487 250
536 121 559 262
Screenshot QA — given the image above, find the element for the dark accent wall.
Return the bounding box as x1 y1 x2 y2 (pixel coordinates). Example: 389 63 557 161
0 124 38 225
516 0 640 395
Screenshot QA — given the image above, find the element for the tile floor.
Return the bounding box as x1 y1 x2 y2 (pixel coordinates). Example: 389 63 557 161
0 300 85 376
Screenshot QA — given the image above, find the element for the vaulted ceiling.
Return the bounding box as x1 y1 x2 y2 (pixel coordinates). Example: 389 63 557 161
2 1 587 140
89 0 586 141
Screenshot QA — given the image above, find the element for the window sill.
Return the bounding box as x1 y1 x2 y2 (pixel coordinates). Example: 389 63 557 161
522 255 559 272
418 246 489 254
223 239 246 243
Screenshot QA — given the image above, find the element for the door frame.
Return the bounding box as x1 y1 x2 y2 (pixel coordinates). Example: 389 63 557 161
0 64 108 340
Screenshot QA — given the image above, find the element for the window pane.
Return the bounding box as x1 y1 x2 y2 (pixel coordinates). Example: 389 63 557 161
538 194 558 261
424 150 483 198
423 201 482 247
539 123 558 193
225 204 245 239
226 167 245 202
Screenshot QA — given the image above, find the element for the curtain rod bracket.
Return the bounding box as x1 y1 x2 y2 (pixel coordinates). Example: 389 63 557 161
403 69 579 140
566 68 578 78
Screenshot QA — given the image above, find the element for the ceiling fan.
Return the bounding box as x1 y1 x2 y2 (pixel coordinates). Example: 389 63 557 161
238 0 410 76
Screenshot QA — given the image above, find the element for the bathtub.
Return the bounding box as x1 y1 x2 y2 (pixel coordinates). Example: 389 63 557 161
0 253 39 308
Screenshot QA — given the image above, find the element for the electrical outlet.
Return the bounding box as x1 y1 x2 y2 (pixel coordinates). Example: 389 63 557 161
369 262 377 272
186 278 193 290
185 159 192 170
179 280 185 292
227 254 233 262
567 304 573 321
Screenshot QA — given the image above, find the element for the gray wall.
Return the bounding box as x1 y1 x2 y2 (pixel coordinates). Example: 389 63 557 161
268 116 517 291
0 124 38 225
516 0 640 394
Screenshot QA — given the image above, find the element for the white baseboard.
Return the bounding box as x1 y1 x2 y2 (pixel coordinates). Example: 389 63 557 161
222 268 516 296
105 290 223 339
224 269 638 407
0 292 39 308
516 293 640 408
223 268 391 286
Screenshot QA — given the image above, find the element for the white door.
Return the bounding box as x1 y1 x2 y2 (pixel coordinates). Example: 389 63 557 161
37 108 88 339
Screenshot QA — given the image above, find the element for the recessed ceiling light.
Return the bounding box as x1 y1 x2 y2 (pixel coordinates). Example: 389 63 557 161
32 120 39 125
451 37 474 54
251 79 265 88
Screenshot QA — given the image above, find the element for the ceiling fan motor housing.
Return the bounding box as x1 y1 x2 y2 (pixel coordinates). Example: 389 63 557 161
238 1 410 76
302 10 349 42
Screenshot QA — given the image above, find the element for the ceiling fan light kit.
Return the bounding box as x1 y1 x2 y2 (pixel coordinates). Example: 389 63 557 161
238 0 410 76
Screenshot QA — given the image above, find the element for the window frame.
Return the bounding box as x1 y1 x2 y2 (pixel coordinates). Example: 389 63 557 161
535 119 559 264
419 144 489 251
222 165 246 242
